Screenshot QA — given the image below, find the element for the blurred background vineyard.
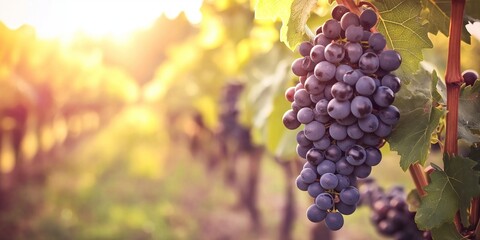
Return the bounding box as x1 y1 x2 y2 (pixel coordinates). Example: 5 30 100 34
0 0 478 239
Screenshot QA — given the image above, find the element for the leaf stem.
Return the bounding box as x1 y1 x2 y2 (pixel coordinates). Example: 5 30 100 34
445 0 466 234
409 164 428 197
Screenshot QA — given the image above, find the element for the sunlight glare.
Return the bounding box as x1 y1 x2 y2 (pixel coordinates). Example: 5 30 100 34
0 0 203 40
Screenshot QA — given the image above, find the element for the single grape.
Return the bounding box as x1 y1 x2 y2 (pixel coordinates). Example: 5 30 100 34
340 186 360 205
285 86 295 102
310 45 326 63
365 147 382 166
381 74 401 93
373 86 395 107
314 61 337 82
294 89 312 107
327 99 351 119
351 96 373 119
343 69 363 86
306 148 325 165
313 135 331 150
324 42 345 64
361 133 383 147
291 58 308 76
308 182 325 198
379 50 402 72
315 192 334 210
299 41 314 57
336 201 356 215
354 164 372 178
329 122 348 140
320 173 339 190
345 25 364 42
336 157 355 175
296 130 312 147
306 204 327 222
332 4 350 21
346 145 366 166
314 33 332 46
359 52 380 74
304 121 326 141
368 33 386 52
344 42 363 63
331 82 353 101
291 101 301 113
322 19 342 39
462 70 478 86
360 9 377 29
335 64 353 82
305 75 325 95
340 12 360 31
358 114 379 133
296 144 310 159
297 107 315 124
296 175 309 191
325 212 344 231
317 160 336 175
300 168 317 184
378 105 400 125
347 123 364 139
374 121 392 138
282 110 301 129
325 144 342 162
355 76 377 96
315 99 329 115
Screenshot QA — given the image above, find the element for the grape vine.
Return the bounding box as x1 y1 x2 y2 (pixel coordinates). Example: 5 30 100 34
255 0 480 238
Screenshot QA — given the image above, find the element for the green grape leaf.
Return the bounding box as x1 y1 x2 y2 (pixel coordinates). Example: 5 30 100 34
372 0 433 79
420 0 471 43
241 45 297 158
431 222 464 240
255 0 317 50
415 155 480 229
444 155 480 226
388 70 446 171
284 0 317 49
459 80 480 144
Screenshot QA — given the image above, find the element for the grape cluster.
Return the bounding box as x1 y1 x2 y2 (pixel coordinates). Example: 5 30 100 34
359 179 431 240
283 5 402 231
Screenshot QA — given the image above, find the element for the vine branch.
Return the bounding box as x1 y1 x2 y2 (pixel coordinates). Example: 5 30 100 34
445 0 466 234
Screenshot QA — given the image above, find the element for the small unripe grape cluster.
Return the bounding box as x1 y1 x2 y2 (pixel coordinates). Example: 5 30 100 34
283 4 401 231
359 179 431 240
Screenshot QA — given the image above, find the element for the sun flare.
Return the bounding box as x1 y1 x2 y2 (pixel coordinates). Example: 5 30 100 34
0 0 203 40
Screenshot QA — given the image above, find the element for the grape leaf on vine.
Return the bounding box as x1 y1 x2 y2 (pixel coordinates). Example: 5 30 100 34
415 155 480 229
388 70 445 171
255 0 318 50
420 0 471 43
458 80 480 144
431 222 464 240
372 0 433 80
241 45 297 158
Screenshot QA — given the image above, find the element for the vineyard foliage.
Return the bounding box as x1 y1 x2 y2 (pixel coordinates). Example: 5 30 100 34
0 0 479 238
